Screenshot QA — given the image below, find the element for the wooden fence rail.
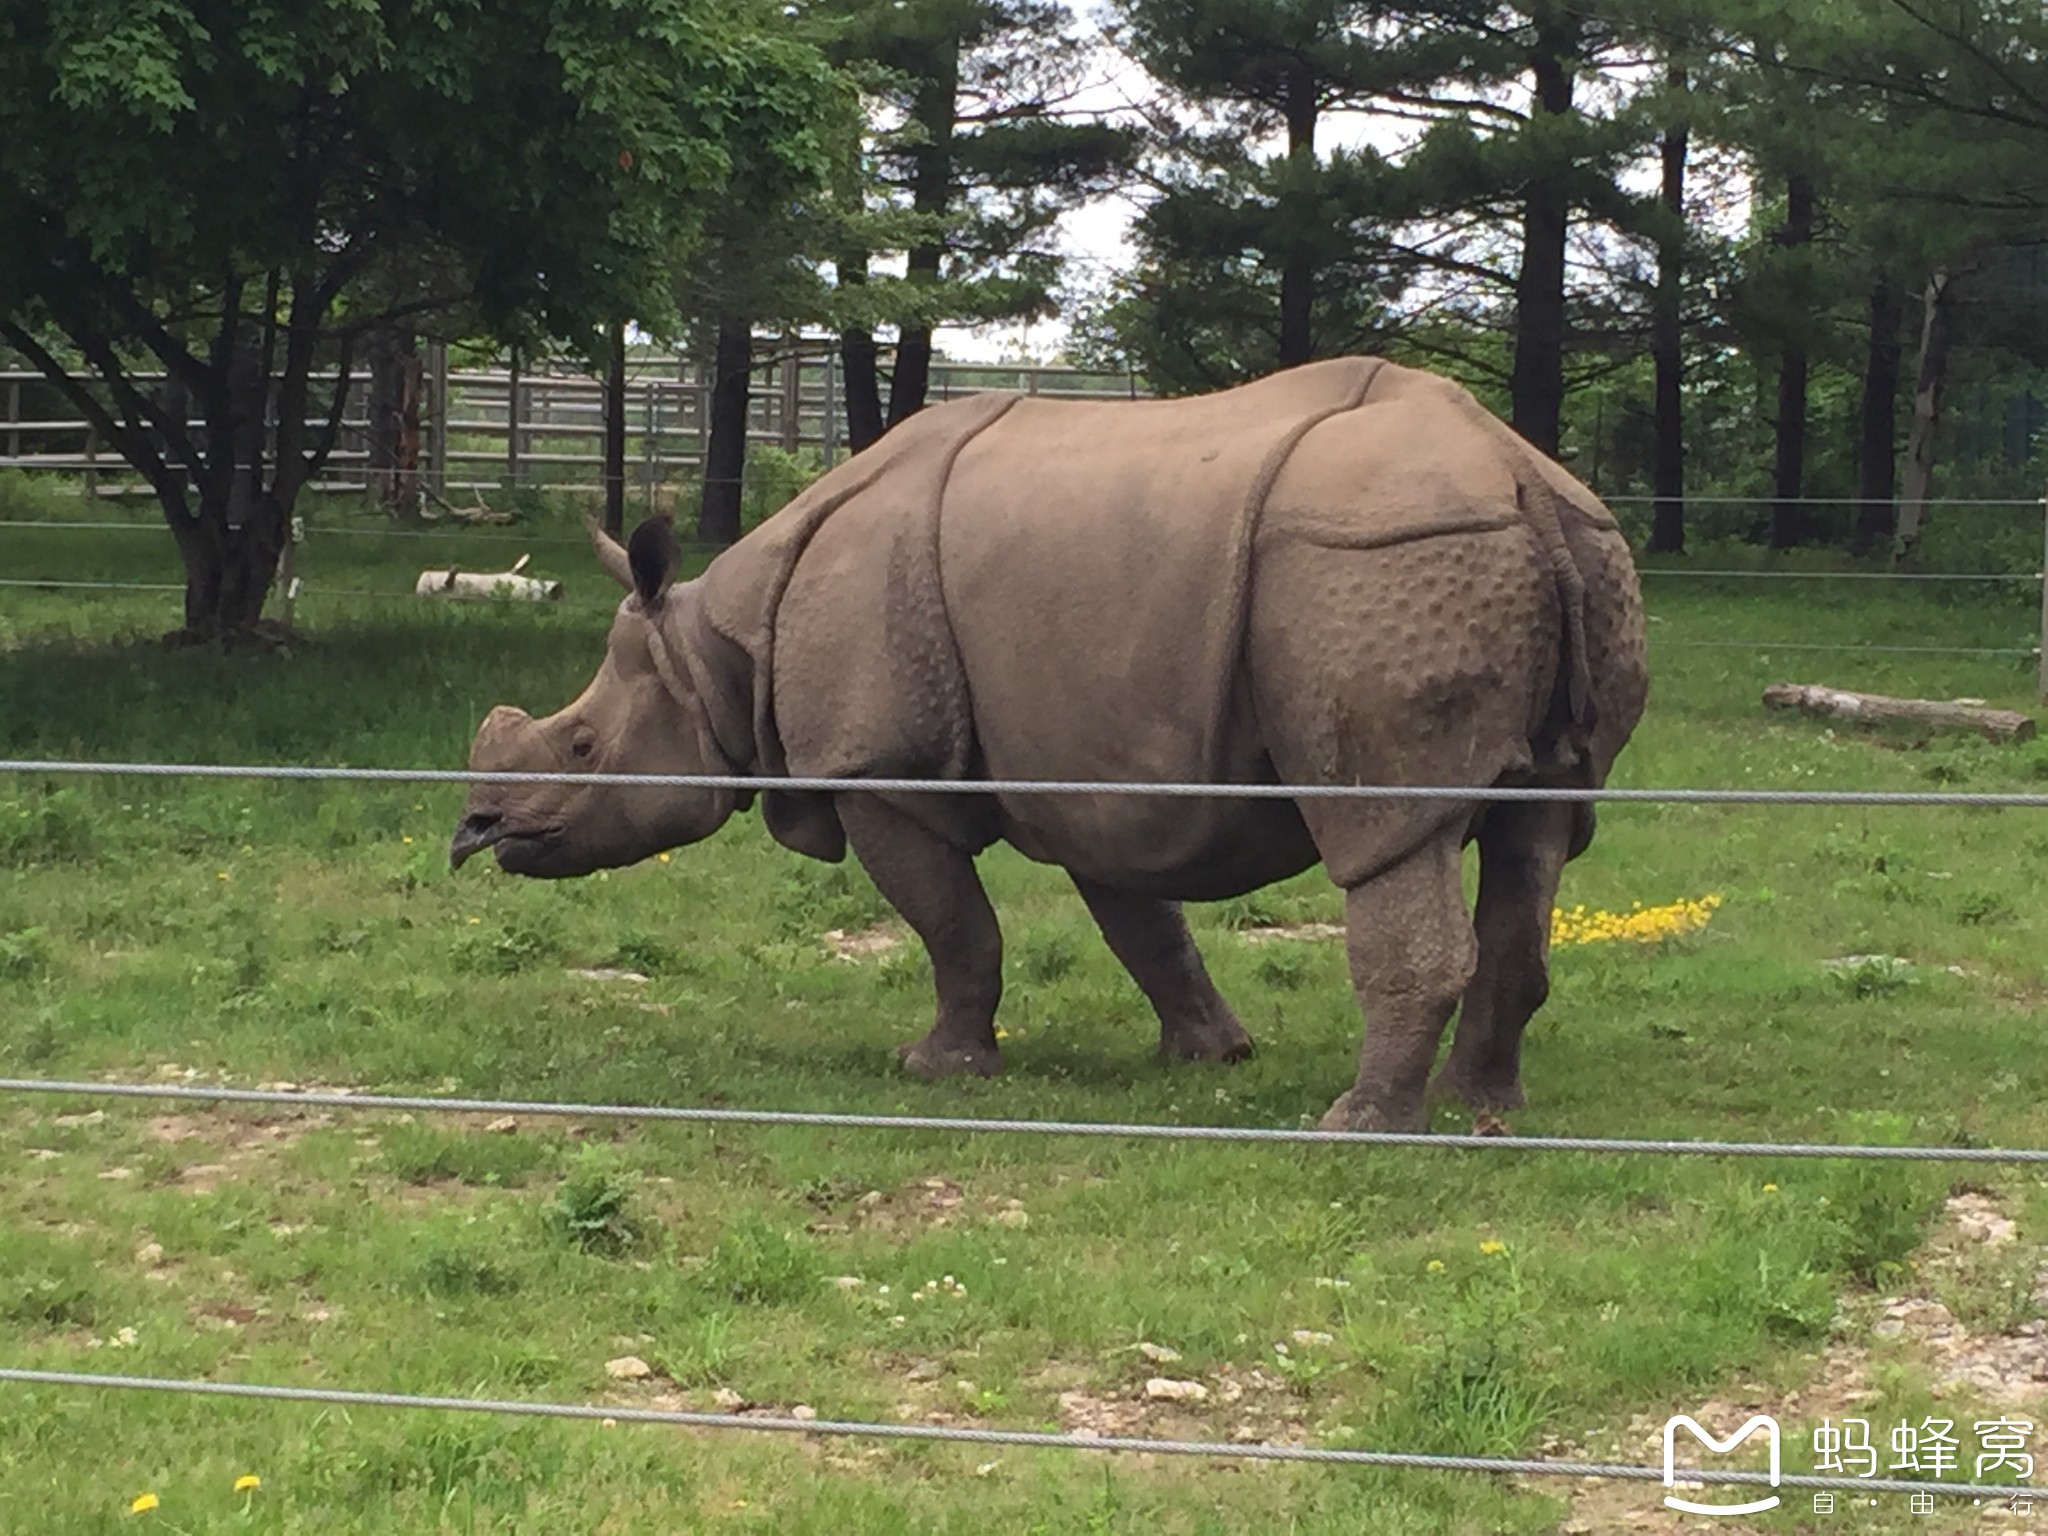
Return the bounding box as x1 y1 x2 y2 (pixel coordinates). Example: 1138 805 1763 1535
0 343 1149 501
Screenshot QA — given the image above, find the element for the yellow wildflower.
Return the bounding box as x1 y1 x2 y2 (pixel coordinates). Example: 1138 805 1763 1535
1762 1183 1779 1194
1551 893 1722 949
1479 1239 1506 1256
658 852 671 864
1426 1259 1445 1273
215 871 229 882
130 1492 159 1514
234 1475 261 1493
402 835 414 846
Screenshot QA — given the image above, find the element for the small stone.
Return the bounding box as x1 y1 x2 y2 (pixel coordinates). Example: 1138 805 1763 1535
1290 1330 1334 1347
1144 1377 1209 1403
54 1110 105 1128
26 1149 59 1161
791 1404 817 1422
830 1275 865 1291
567 968 648 984
904 1359 942 1383
990 1207 1030 1229
135 1242 165 1268
1136 1343 1182 1364
484 1116 518 1134
712 1388 746 1411
605 1355 653 1381
98 1167 135 1181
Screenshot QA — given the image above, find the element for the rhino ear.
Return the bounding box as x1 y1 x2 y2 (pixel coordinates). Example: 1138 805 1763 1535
585 516 633 591
626 514 680 607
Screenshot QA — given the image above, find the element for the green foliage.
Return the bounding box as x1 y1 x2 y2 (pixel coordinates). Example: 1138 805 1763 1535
696 1213 821 1305
547 1147 649 1257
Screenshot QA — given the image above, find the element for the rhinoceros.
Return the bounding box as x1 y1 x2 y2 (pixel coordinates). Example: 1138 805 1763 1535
450 356 1647 1131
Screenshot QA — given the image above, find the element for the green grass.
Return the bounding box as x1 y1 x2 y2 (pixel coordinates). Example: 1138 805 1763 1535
2 497 2046 1532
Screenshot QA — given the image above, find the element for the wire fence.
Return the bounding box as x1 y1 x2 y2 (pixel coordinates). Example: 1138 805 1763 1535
13 756 2048 805
2 752 2044 1508
0 1368 2034 1504
9 1077 2046 1163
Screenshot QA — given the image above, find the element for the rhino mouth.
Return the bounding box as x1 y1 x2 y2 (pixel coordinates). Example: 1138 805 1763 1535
449 813 560 871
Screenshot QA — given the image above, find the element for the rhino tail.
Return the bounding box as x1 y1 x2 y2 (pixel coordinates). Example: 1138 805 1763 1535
1522 478 1598 770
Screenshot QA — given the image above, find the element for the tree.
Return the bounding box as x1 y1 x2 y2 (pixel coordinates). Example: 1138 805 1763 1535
0 0 845 642
822 0 1135 431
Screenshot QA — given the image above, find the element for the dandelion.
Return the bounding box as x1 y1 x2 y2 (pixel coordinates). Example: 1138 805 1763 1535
1550 893 1722 949
402 835 414 846
1426 1259 1445 1274
658 853 671 864
467 917 481 925
233 1475 260 1493
1479 1239 1506 1256
215 871 229 882
1762 1183 1779 1194
130 1493 159 1514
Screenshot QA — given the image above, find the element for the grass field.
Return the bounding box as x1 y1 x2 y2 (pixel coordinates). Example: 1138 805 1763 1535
2 479 2047 1533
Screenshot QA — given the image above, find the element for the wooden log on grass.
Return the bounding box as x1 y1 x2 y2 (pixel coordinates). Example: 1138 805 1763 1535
1762 682 2036 742
414 553 561 603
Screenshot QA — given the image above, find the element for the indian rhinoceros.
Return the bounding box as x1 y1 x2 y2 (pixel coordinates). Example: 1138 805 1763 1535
449 356 1648 1131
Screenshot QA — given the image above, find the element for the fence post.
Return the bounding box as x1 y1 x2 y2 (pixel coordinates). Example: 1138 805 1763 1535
2038 480 2048 703
82 424 98 500
425 340 449 497
5 378 18 461
821 343 839 469
505 351 521 490
780 338 801 453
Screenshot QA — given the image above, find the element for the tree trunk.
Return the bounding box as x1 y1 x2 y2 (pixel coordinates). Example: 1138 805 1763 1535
1895 268 1957 558
1768 173 1816 550
836 253 885 454
165 492 288 644
364 326 421 519
1852 271 1905 556
698 317 753 548
1649 80 1689 555
603 319 627 539
887 45 959 429
1277 63 1319 369
1510 10 1576 457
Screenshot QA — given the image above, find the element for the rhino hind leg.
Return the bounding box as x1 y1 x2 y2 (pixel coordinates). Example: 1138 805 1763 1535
837 795 1005 1080
1072 880 1254 1064
1318 828 1478 1134
1429 801 1575 1114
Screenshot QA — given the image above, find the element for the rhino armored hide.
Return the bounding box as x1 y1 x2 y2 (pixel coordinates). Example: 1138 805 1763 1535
454 356 1648 1133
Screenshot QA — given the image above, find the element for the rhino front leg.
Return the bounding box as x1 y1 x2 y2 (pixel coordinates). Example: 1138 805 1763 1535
1072 879 1254 1064
1429 801 1574 1113
1320 829 1477 1133
837 794 1005 1079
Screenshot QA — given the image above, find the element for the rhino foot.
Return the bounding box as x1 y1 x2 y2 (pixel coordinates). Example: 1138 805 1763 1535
897 1033 1004 1080
1316 1089 1427 1135
1161 1014 1255 1065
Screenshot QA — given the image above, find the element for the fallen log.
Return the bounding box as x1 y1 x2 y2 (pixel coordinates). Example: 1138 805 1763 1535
1762 682 2036 742
414 553 561 603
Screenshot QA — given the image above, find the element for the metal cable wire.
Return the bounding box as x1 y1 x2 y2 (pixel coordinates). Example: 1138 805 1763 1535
6 1080 2043 1164
9 518 2045 577
0 1369 2029 1502
6 758 2048 807
1650 639 2039 656
1637 568 2043 582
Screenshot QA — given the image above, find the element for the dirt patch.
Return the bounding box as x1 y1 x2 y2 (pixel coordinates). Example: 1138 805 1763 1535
823 926 904 961
1237 923 1344 945
806 1176 968 1237
1562 1192 2048 1534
